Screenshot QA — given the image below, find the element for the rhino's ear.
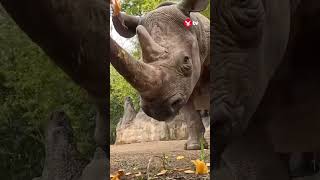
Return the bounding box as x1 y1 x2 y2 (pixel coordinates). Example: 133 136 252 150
178 0 209 14
112 12 141 38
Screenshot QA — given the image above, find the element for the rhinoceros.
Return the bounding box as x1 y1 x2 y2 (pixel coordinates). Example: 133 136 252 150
212 0 320 179
111 0 210 150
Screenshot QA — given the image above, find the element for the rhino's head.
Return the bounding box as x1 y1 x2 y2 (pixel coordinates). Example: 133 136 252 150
112 0 209 121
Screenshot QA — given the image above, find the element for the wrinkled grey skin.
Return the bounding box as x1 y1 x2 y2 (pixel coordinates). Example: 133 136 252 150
33 110 107 180
111 0 210 150
212 0 320 179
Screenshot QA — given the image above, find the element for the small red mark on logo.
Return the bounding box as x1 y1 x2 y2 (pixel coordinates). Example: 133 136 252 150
184 18 193 28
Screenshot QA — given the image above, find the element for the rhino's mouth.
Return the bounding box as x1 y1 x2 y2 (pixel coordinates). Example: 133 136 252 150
142 93 185 121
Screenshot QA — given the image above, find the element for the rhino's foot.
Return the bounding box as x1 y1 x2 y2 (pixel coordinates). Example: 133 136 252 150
184 138 209 150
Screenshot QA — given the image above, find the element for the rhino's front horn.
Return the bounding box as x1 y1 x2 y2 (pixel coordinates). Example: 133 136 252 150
137 25 166 63
110 38 162 93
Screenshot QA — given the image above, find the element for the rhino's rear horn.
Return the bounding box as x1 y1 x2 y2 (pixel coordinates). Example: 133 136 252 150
137 25 166 63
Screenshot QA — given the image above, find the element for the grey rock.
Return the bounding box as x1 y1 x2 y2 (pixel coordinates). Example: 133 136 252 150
116 110 173 144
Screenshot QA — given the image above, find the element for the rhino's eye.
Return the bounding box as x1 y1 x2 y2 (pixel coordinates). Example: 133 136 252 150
180 56 192 76
184 56 190 63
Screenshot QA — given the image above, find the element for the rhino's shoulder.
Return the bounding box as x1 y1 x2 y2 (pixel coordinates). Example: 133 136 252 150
190 12 210 64
192 61 210 110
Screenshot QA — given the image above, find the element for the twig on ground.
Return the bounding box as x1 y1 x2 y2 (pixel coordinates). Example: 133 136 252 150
154 153 170 170
147 156 153 180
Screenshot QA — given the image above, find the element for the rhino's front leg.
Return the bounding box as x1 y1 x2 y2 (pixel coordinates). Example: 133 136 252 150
183 101 208 150
93 100 108 152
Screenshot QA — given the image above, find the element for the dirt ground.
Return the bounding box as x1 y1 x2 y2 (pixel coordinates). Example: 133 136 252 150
110 140 320 180
110 140 211 179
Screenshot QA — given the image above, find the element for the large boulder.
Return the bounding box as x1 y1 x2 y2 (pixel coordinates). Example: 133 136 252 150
116 110 172 144
115 97 210 144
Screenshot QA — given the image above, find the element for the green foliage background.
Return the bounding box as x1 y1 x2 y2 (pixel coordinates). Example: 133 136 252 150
0 7 96 180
